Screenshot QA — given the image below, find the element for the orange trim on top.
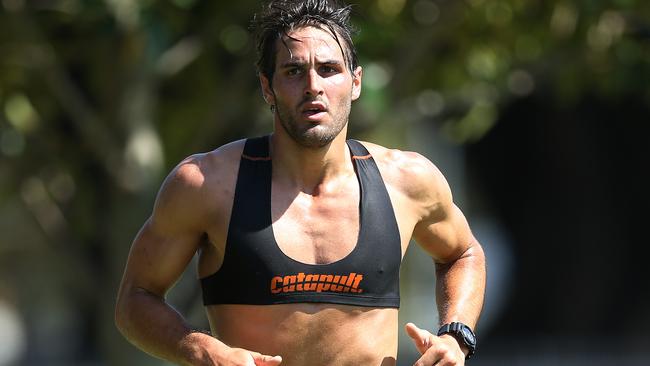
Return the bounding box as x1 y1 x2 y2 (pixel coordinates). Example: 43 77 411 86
243 154 370 161
352 154 372 160
242 154 271 161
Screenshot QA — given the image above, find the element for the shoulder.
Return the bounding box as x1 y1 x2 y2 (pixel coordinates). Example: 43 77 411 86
358 140 452 218
151 139 246 226
176 139 245 185
162 139 245 196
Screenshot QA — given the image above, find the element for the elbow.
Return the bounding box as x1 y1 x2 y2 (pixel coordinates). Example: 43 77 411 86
473 239 487 268
463 238 487 273
114 286 135 339
470 238 486 262
114 285 164 341
114 295 128 338
435 238 486 272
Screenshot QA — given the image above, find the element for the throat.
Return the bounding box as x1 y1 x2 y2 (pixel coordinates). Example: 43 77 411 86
269 132 353 192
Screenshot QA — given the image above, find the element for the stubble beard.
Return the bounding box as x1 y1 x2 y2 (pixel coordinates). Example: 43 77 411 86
275 96 351 149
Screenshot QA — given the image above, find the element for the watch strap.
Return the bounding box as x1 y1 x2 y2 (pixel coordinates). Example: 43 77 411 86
437 322 476 360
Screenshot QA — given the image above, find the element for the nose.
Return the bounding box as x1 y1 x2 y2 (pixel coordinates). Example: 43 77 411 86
304 68 324 97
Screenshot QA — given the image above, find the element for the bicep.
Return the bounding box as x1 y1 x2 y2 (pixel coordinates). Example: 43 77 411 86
377 148 477 263
119 161 208 298
121 218 203 297
412 203 476 264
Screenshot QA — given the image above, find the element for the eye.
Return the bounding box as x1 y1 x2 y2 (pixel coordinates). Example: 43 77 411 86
320 65 339 74
287 67 302 76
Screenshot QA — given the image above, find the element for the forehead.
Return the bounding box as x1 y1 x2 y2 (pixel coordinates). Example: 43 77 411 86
276 26 346 62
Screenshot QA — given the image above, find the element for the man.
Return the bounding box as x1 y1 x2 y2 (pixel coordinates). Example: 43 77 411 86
115 1 486 365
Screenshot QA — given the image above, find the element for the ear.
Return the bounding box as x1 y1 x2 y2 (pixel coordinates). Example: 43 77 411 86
259 73 275 106
351 66 362 101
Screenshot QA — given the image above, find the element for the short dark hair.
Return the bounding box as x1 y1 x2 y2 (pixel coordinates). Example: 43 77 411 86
251 0 359 82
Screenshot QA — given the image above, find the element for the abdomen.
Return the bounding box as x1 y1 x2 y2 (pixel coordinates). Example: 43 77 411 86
206 303 398 366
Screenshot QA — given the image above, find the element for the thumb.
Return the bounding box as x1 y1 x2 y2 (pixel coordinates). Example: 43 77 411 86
251 352 283 366
405 322 433 355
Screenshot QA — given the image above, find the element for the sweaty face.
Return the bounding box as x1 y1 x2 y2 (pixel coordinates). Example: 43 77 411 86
263 26 362 148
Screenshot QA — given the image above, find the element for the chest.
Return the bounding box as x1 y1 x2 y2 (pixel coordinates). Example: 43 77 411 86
271 182 361 265
199 149 405 306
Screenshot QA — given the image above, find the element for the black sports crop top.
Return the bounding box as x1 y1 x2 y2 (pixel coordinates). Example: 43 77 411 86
200 136 402 308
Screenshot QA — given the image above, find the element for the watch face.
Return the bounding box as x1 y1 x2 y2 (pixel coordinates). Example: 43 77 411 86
461 327 476 345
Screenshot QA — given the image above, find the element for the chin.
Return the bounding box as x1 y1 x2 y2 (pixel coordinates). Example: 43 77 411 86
278 113 344 149
293 136 333 149
289 128 336 148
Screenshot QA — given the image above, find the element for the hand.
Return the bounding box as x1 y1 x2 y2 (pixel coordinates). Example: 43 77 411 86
405 323 465 366
217 347 282 366
250 351 282 366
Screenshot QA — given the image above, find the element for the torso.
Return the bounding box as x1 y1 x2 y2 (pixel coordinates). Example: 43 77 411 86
208 304 398 366
195 138 422 366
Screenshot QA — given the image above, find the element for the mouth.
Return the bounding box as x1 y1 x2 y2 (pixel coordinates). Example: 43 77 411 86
301 102 327 120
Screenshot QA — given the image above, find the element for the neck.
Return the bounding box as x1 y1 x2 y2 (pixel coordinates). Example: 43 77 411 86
269 130 352 194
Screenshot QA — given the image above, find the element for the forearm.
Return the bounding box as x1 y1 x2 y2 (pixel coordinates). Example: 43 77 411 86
434 240 486 329
115 287 227 366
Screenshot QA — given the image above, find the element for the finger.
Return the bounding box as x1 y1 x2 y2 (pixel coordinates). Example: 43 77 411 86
405 322 433 354
252 353 283 366
413 340 465 366
412 352 441 366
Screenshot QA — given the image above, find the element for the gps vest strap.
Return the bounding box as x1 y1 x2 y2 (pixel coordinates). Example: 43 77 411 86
200 136 402 307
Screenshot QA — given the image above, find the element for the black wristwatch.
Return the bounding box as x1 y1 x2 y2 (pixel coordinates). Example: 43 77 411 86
437 322 477 360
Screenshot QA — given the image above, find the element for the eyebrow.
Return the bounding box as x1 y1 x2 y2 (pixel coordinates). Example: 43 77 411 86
279 59 344 68
279 61 305 69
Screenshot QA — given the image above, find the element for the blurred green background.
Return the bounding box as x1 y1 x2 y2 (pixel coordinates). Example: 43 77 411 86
1 0 649 365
